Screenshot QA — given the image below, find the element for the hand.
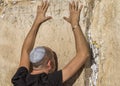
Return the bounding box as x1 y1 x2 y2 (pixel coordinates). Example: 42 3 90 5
35 0 52 24
63 1 83 27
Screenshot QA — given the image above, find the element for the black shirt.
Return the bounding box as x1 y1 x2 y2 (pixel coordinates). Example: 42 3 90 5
12 67 63 86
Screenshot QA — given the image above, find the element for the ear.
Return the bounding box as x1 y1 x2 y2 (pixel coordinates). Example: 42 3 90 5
47 60 51 69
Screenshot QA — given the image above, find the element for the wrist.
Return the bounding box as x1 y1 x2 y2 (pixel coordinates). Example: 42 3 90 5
72 24 80 30
71 21 79 27
34 17 42 25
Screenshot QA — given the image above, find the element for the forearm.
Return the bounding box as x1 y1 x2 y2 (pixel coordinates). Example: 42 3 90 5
20 19 40 69
72 25 89 56
62 25 89 82
62 2 90 82
22 19 40 53
19 1 51 69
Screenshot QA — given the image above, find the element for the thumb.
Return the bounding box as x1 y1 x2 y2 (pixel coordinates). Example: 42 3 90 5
63 17 70 22
44 16 52 21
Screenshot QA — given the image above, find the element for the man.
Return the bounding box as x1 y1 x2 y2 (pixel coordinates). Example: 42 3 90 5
12 1 90 86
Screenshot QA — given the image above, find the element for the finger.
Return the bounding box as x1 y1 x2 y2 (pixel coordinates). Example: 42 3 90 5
42 0 47 9
69 2 72 11
71 1 75 10
63 17 70 22
41 0 44 7
44 1 49 12
78 4 83 13
37 6 40 9
75 1 79 11
38 5 42 9
37 6 41 12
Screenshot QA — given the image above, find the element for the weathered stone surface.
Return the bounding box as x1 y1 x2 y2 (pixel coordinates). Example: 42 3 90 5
0 0 120 86
86 0 120 86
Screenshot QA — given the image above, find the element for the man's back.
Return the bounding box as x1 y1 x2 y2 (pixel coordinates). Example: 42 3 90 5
12 67 63 86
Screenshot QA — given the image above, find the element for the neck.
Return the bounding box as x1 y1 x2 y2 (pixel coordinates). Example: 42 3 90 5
31 69 49 75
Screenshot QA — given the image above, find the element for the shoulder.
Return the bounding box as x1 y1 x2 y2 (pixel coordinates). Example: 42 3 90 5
48 70 62 78
48 70 63 86
11 67 28 85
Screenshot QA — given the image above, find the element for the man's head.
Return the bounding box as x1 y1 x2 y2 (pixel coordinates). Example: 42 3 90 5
29 46 56 73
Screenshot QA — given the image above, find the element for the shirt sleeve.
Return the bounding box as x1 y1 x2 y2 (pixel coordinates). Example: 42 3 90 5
11 67 28 86
48 70 63 86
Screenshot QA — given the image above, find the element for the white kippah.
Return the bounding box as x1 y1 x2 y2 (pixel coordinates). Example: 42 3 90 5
30 46 46 63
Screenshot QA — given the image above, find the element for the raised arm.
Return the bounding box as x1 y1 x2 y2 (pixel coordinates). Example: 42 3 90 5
19 1 52 70
62 1 90 82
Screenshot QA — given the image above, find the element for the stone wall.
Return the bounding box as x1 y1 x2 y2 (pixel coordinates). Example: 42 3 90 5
0 0 120 86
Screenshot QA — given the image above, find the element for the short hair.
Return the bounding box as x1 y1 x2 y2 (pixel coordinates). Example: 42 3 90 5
30 46 56 72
